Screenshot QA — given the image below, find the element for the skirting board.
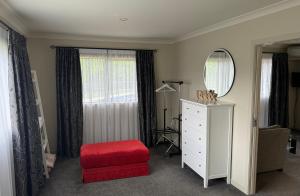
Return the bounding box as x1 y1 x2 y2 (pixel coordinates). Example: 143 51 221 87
231 179 249 195
208 174 227 180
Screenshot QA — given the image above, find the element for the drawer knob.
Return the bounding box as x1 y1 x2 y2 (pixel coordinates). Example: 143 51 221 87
186 107 190 110
199 124 202 127
199 137 201 141
199 164 201 167
198 151 201 154
184 130 187 133
184 142 187 144
184 154 187 156
185 118 187 120
197 111 200 113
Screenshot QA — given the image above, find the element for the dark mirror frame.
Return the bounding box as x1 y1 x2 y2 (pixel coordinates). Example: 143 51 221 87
203 48 235 97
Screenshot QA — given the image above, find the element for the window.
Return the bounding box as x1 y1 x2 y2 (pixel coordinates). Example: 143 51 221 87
80 49 139 144
80 49 137 104
259 53 273 128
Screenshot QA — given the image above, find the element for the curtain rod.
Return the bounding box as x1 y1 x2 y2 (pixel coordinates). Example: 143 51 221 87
262 52 287 54
163 80 184 85
50 45 157 52
0 21 10 31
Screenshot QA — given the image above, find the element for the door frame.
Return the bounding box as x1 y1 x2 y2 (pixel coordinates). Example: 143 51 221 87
249 45 263 195
248 32 300 195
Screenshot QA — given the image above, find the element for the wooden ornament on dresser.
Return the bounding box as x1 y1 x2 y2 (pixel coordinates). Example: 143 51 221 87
196 90 218 103
181 99 234 188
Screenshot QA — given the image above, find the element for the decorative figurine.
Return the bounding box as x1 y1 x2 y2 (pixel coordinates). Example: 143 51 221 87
196 90 218 103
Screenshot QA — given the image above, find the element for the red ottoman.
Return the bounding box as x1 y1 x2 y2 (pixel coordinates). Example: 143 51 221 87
80 140 150 183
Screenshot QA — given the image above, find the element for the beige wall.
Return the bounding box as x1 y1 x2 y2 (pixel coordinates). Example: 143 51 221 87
173 6 300 194
27 38 177 153
25 5 300 195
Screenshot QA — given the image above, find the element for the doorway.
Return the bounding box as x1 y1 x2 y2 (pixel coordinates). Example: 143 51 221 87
251 40 300 195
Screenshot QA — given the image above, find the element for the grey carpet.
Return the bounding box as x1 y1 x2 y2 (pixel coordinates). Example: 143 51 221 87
38 142 300 196
38 146 243 196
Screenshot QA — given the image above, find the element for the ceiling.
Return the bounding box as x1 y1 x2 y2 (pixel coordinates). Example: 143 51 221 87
3 0 286 41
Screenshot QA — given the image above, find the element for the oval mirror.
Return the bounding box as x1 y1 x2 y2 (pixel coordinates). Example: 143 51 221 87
204 49 235 97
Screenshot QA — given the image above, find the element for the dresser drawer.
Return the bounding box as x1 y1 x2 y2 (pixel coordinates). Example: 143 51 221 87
182 116 206 130
183 149 205 177
182 140 206 162
182 134 206 154
182 123 206 138
182 102 206 121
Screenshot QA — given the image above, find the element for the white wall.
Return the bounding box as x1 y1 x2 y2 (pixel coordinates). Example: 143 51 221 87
26 38 177 153
173 5 300 194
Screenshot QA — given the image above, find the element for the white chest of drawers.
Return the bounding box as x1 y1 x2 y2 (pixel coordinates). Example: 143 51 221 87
181 99 234 188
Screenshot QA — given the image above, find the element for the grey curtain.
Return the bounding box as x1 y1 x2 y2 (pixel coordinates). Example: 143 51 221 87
136 50 156 147
9 29 45 196
56 47 83 157
269 53 289 127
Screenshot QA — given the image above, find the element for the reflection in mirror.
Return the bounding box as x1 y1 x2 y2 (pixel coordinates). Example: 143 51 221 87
204 49 235 97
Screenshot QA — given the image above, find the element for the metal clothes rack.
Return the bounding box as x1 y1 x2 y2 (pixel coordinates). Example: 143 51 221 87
154 80 183 156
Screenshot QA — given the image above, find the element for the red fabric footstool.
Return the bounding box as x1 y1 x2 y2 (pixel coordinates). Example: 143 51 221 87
80 140 150 183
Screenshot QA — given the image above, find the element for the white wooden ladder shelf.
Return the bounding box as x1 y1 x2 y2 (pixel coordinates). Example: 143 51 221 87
31 70 54 178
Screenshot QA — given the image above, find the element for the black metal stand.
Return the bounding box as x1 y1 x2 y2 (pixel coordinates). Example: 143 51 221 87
168 114 182 157
154 107 168 143
154 80 183 157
